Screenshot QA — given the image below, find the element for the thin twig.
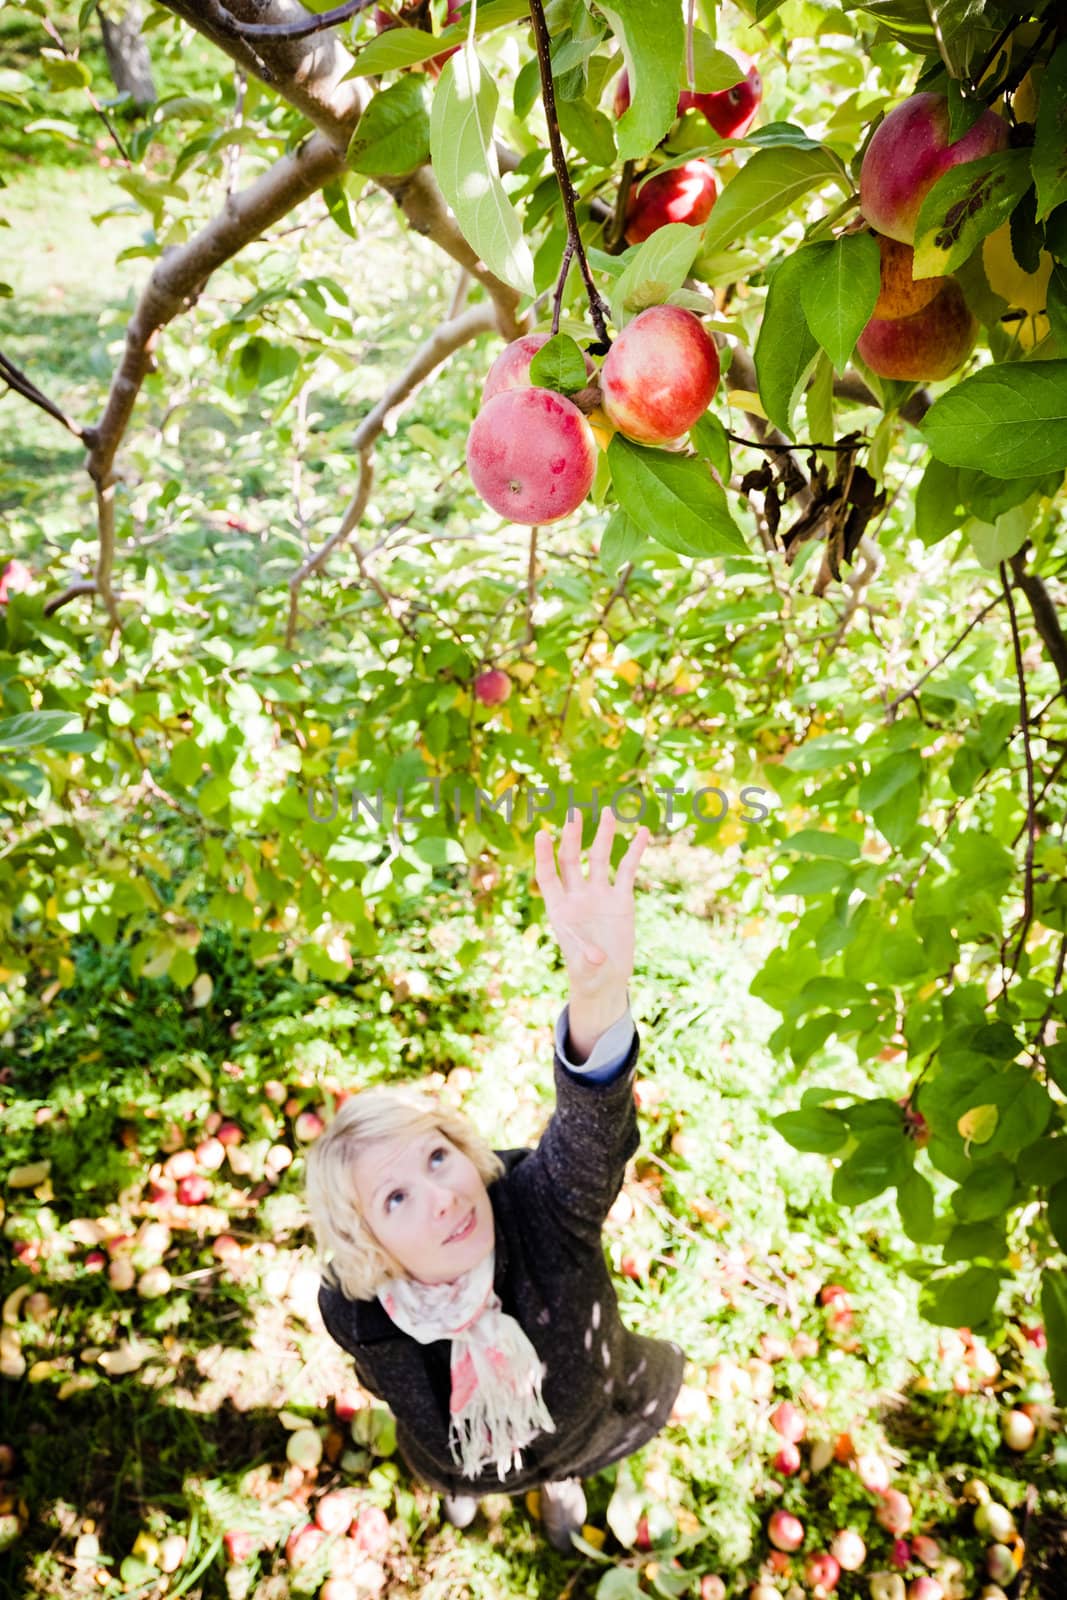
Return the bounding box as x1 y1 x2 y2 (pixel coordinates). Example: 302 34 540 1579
1000 560 1037 982
726 430 867 453
0 351 88 440
1029 932 1067 1069
527 0 612 347
884 596 1002 720
41 14 131 162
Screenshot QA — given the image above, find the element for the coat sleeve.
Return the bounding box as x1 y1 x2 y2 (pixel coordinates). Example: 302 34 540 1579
317 1284 389 1402
509 1017 641 1253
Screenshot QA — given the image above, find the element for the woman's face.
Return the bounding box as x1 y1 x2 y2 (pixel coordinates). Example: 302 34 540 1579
351 1126 495 1287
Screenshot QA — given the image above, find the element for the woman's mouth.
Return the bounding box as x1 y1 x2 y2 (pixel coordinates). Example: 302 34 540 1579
446 1208 475 1244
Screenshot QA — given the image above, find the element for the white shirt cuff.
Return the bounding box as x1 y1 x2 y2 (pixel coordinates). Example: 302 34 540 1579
555 999 636 1077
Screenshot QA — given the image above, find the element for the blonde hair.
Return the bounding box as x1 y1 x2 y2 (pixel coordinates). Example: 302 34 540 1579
304 1083 505 1301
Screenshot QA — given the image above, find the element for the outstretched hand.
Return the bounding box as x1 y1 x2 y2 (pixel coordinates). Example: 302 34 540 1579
533 808 650 1000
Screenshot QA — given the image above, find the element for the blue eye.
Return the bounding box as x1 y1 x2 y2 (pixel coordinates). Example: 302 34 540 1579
385 1146 448 1211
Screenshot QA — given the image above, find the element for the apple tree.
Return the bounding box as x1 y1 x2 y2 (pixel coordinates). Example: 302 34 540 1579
2 0 1067 1393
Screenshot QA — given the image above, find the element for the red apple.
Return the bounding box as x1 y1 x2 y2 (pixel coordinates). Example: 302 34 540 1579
818 1284 850 1307
859 92 1009 244
285 1523 325 1567
831 1529 866 1571
315 1491 358 1535
769 1401 806 1443
876 1490 914 1536
0 560 34 604
600 305 719 445
858 278 977 380
473 668 511 705
351 1506 391 1556
176 1174 210 1205
908 1579 943 1600
700 1579 727 1600
773 1441 801 1475
911 1535 940 1567
855 1453 890 1494
624 160 718 246
805 1552 841 1595
466 387 597 525
294 1109 326 1142
678 51 762 139
164 1149 197 1181
223 1529 256 1563
195 1136 225 1172
212 1234 241 1261
874 237 942 319
614 48 762 140
482 332 595 405
768 1509 804 1552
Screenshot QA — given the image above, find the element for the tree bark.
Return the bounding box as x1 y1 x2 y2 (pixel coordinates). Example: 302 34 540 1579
99 2 157 107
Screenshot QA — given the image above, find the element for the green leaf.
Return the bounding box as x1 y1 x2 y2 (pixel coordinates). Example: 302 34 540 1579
556 98 616 167
323 178 356 237
915 457 962 546
754 251 821 440
832 1130 909 1205
781 829 860 861
39 51 92 92
1048 1179 1067 1254
702 145 847 256
1033 39 1067 222
606 435 746 558
348 0 527 75
797 233 881 374
966 495 1035 570
681 33 749 92
0 711 81 750
919 1264 1003 1328
528 333 590 394
599 508 649 575
858 749 922 812
951 1157 1015 1223
689 412 730 480
921 362 1067 478
913 150 1033 278
598 0 686 160
771 1108 850 1154
780 732 862 772
613 222 709 320
942 1220 1008 1263
898 1168 937 1243
1041 1267 1067 1406
429 47 535 299
347 77 430 176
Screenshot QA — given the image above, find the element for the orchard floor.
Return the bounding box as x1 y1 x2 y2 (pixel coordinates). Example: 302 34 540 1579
2 832 1063 1599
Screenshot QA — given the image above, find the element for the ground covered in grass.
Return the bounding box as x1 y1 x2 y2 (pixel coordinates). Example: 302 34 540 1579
2 840 1063 1599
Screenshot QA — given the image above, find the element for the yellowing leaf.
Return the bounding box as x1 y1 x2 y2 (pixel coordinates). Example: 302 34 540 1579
958 1104 999 1148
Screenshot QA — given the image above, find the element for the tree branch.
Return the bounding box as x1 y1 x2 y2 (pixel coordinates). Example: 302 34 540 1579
999 558 1037 983
285 299 499 643
1010 545 1067 696
527 0 611 346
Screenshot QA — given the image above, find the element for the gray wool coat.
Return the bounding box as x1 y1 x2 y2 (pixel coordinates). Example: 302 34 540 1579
317 1021 687 1496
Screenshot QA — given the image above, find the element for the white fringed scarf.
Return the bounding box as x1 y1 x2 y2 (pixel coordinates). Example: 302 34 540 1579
377 1248 556 1481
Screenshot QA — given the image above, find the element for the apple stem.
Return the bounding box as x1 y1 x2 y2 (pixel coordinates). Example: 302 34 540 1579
527 0 612 349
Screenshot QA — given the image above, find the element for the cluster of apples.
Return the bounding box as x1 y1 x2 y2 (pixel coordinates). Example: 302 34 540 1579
614 48 763 244
465 306 720 524
855 91 1008 381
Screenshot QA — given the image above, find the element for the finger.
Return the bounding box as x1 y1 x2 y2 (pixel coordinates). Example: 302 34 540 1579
533 825 563 908
587 805 615 888
557 810 584 894
612 823 651 894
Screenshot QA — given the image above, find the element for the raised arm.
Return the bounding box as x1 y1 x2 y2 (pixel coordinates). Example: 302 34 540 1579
534 808 650 1060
